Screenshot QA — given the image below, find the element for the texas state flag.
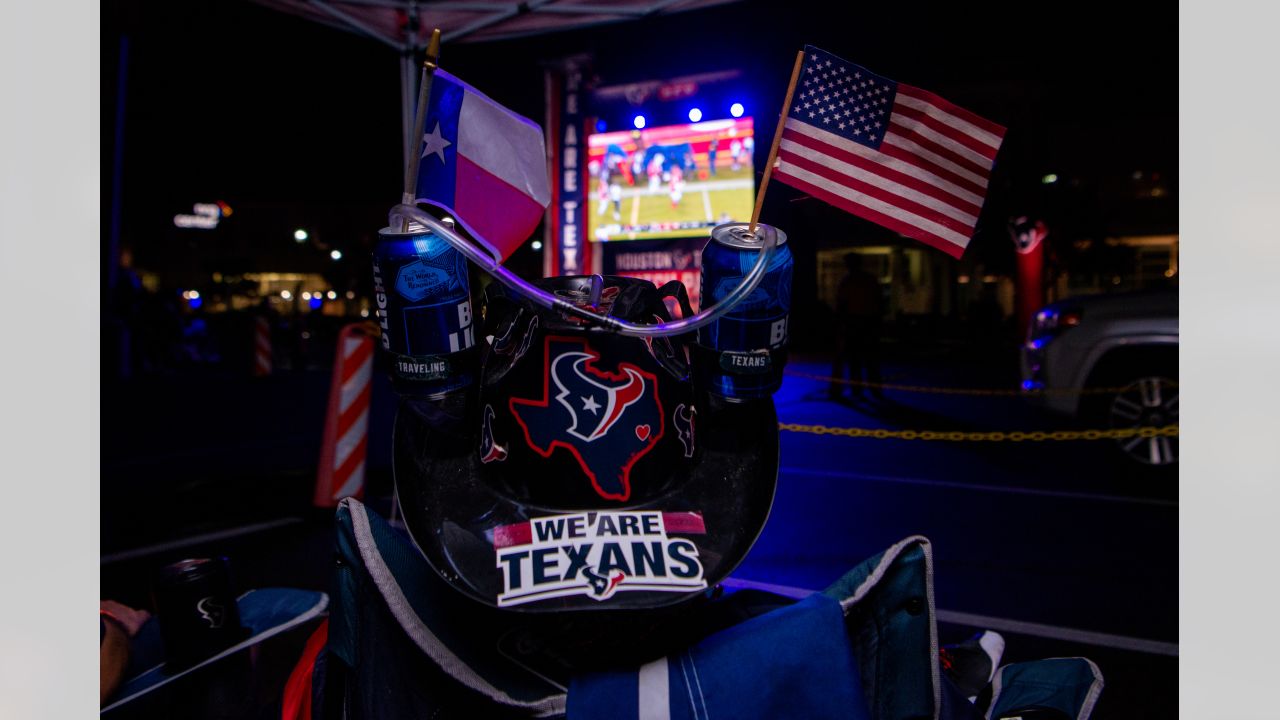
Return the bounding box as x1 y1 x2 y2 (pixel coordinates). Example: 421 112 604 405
415 70 551 261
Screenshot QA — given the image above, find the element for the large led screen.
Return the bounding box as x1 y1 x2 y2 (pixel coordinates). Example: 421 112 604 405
587 117 755 242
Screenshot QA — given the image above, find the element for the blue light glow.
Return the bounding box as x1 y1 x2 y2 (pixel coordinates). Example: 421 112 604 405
688 107 702 123
596 119 607 132
633 115 646 129
188 297 203 309
730 102 745 118
309 297 322 310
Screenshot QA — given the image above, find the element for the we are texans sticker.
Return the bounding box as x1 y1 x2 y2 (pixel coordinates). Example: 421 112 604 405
493 511 707 607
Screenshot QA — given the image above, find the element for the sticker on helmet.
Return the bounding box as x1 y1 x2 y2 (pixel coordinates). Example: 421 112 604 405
509 336 663 501
493 313 539 365
480 404 508 463
492 511 708 607
674 403 696 458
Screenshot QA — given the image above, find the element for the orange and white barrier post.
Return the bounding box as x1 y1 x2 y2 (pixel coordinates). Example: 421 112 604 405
253 315 273 377
314 323 375 508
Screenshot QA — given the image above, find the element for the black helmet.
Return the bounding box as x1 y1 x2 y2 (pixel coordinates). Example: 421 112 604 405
393 275 778 613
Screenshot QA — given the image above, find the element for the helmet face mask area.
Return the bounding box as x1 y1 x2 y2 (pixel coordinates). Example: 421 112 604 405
393 275 779 624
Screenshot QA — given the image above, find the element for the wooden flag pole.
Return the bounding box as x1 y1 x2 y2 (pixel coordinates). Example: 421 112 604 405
749 49 806 234
401 28 442 231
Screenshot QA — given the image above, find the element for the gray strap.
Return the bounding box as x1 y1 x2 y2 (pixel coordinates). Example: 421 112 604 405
638 656 671 720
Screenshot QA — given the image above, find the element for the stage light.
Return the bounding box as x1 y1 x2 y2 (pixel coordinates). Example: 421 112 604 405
302 292 313 301
281 290 293 300
688 107 703 123
326 290 337 300
294 229 309 242
309 296 323 309
330 249 343 261
730 102 745 118
531 240 544 251
596 119 607 132
188 297 202 309
633 115 646 129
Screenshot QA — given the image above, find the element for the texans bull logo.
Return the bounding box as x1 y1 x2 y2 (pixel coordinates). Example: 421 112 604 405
196 596 227 629
480 404 508 464
673 403 696 458
509 337 663 501
583 566 626 600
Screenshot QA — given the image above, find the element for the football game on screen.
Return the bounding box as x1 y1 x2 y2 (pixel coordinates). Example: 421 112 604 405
587 117 755 242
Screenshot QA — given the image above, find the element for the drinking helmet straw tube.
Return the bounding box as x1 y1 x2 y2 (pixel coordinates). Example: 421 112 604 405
388 204 776 338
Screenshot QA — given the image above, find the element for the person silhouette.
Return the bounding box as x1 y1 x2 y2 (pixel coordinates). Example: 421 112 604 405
830 253 884 399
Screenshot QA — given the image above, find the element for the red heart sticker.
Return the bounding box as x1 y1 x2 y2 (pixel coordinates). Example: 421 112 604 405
635 424 651 441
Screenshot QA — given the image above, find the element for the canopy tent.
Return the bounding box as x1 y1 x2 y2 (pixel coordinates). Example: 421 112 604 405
252 0 738 47
251 0 741 166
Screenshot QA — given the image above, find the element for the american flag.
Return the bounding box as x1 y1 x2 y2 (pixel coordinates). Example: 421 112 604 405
774 46 1006 258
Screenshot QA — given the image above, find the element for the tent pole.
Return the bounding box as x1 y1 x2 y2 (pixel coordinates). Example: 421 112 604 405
399 48 417 175
109 35 129 299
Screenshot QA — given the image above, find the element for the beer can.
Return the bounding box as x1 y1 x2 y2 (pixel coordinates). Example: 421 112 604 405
153 557 246 669
697 222 793 399
372 220 477 397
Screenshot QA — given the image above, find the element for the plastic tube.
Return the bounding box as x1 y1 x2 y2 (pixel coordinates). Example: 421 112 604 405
388 204 775 338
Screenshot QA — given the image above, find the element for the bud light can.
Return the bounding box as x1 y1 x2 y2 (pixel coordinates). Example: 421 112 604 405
372 220 477 397
697 222 792 399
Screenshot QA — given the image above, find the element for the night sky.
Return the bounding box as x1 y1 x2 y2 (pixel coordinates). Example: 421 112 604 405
103 0 1177 284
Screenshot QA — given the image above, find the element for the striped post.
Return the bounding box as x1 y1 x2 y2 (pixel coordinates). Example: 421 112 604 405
313 323 375 508
253 316 273 377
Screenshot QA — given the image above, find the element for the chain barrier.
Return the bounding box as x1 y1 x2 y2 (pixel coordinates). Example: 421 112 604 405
785 370 1178 397
778 423 1179 442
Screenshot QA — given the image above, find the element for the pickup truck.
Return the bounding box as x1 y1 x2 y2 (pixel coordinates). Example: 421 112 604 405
1020 290 1178 467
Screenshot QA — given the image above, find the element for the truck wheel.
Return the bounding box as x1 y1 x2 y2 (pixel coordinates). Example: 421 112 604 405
1105 375 1179 466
